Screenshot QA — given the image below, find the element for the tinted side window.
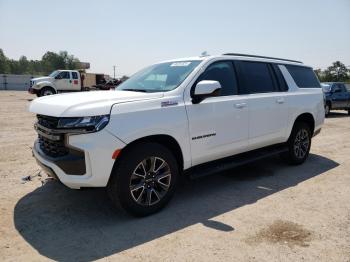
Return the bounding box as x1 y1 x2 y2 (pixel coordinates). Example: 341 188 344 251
285 65 320 88
333 84 343 92
59 71 70 79
198 61 238 96
72 72 78 79
237 61 276 94
340 84 346 92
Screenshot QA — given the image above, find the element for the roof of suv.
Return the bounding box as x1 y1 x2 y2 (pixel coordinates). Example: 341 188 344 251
162 53 305 67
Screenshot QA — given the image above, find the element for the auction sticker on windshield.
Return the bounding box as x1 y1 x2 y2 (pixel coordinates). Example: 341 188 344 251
170 62 191 67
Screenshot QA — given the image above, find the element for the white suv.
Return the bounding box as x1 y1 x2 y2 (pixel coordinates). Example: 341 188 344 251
29 53 324 216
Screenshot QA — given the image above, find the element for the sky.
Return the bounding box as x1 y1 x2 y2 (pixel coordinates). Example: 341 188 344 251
0 0 349 77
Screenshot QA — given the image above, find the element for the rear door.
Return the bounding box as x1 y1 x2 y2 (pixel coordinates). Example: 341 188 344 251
71 71 81 91
331 84 346 109
339 84 349 108
235 61 289 149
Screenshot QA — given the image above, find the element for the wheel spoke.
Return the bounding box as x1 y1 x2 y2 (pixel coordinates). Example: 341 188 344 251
133 162 147 178
154 157 166 172
151 189 160 202
130 182 144 192
156 173 171 189
130 183 145 203
146 189 152 205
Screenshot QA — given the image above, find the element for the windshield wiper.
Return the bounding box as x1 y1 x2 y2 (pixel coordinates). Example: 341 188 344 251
121 88 148 93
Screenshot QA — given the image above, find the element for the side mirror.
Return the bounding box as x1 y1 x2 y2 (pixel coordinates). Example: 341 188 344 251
55 75 62 80
192 80 221 104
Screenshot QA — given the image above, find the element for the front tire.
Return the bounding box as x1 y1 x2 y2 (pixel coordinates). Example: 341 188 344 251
107 142 179 217
39 87 56 97
282 122 311 165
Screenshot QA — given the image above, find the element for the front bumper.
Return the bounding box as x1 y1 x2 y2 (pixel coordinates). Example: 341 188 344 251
33 130 126 189
28 87 38 94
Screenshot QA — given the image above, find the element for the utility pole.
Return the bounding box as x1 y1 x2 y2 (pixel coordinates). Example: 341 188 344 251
113 65 116 80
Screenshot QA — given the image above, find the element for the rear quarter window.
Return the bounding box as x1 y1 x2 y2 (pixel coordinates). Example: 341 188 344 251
72 72 78 79
285 65 320 88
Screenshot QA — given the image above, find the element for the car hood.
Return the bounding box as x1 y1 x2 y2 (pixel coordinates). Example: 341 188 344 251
31 76 53 83
29 90 164 117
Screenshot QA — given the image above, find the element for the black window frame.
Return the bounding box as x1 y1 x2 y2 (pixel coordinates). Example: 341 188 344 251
234 60 280 94
271 64 288 92
191 60 239 97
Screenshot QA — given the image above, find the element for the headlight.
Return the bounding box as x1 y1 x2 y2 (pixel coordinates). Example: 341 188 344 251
57 115 110 132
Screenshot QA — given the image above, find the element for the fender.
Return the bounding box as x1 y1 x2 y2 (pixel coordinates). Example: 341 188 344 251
32 81 57 93
106 97 192 169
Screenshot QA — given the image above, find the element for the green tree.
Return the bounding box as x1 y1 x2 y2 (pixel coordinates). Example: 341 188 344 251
41 51 65 74
0 49 10 73
0 49 81 75
18 56 29 74
323 61 349 82
314 68 324 81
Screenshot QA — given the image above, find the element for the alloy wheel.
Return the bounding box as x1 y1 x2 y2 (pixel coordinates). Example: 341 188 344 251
43 90 53 96
129 156 171 206
293 129 309 159
325 105 330 115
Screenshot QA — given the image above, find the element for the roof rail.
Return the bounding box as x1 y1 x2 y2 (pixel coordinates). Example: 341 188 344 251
222 53 303 64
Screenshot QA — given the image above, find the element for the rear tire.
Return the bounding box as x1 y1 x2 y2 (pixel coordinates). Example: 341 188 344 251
325 103 330 117
39 87 56 97
281 122 311 165
348 109 350 115
107 142 179 217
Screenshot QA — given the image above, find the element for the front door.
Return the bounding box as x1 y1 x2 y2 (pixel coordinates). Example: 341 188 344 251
55 71 72 90
185 61 249 166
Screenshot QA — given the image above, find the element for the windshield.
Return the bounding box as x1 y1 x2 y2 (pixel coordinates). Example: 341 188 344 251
49 70 60 77
117 60 201 92
321 83 332 92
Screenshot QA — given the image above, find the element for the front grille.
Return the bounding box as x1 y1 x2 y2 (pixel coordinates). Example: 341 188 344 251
37 115 60 129
38 135 68 157
36 115 68 157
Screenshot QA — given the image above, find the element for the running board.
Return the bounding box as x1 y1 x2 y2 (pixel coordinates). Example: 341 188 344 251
187 144 288 179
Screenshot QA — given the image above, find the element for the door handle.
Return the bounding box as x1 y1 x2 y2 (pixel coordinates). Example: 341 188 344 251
276 98 285 104
234 102 247 109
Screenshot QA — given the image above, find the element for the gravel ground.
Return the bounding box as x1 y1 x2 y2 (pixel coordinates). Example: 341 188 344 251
0 91 349 262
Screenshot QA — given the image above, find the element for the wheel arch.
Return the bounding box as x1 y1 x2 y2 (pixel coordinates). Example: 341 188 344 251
290 113 315 137
42 85 57 92
113 134 184 173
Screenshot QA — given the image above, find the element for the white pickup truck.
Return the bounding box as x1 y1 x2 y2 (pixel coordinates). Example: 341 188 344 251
28 70 106 96
29 53 324 216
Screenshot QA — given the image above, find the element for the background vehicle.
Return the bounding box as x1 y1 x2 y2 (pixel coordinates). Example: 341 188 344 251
94 79 122 90
322 82 350 116
28 70 109 96
29 54 324 216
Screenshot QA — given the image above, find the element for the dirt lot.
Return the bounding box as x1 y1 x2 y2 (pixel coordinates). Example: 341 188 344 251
0 91 349 262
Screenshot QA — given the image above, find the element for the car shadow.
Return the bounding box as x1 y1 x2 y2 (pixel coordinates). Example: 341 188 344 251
14 154 338 262
326 111 349 118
